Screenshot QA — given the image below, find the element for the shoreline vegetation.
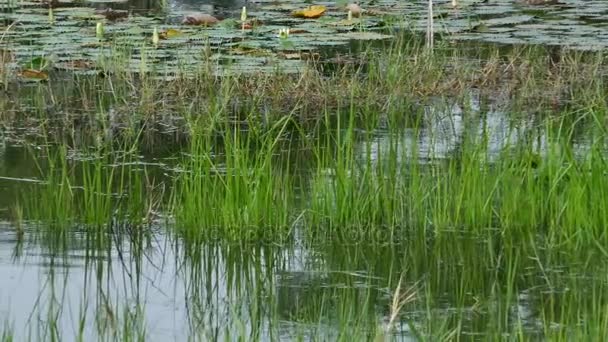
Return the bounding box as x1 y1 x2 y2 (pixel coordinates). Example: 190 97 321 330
2 36 606 142
2 20 608 342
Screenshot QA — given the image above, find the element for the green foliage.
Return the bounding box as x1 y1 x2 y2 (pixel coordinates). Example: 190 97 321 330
171 115 298 242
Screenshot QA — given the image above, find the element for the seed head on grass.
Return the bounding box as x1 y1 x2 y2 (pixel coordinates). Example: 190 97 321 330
375 275 417 341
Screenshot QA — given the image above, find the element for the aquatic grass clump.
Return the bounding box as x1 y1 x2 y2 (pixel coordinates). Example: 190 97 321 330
1 322 13 342
22 145 155 247
3 37 608 150
171 116 298 242
307 110 608 251
19 146 76 241
5 29 608 341
308 147 404 237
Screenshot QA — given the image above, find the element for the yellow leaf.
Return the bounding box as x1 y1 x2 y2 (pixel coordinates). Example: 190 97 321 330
292 5 326 19
19 69 48 80
160 28 183 39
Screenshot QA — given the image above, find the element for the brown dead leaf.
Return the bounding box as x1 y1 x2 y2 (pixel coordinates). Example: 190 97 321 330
182 13 220 26
18 69 48 80
96 8 129 21
56 59 93 70
279 52 302 60
288 29 310 34
240 18 263 30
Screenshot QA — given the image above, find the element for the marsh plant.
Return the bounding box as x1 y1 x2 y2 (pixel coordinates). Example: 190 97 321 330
171 115 298 242
20 142 156 251
3 33 608 341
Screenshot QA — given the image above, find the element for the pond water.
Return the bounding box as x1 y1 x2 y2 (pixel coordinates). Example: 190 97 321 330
2 0 608 341
1 87 605 340
2 0 608 80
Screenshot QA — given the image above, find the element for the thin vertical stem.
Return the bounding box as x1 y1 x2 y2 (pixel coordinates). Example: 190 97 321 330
426 0 434 50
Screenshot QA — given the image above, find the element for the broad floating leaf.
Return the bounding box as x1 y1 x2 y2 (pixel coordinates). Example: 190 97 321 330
518 0 558 5
345 3 363 18
229 46 273 56
340 31 393 40
483 15 535 27
182 13 220 26
55 59 94 70
278 52 301 60
329 18 361 27
97 8 129 21
18 69 49 80
159 28 183 39
241 19 264 30
292 5 326 19
24 56 51 70
288 29 310 34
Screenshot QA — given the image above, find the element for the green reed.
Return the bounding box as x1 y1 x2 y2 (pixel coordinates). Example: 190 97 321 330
171 112 298 242
3 31 608 341
20 142 154 251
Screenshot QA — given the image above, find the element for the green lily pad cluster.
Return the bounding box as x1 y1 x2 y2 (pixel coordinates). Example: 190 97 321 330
2 0 608 81
0 0 394 80
424 0 608 50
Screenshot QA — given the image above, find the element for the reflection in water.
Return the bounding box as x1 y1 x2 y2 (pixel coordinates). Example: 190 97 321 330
1 95 607 339
2 219 397 340
0 224 307 340
87 0 244 14
163 0 244 14
362 90 594 167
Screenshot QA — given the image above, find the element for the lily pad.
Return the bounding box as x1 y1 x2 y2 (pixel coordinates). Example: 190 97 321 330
292 5 327 19
339 31 393 40
18 69 49 80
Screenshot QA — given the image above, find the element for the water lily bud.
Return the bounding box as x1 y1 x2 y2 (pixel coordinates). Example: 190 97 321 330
241 6 247 22
452 0 457 7
278 28 290 39
347 10 352 21
152 27 159 47
96 22 104 40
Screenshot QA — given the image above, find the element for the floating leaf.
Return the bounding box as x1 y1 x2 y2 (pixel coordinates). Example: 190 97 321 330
241 19 263 30
182 13 220 26
483 15 535 27
289 29 310 34
159 28 183 39
278 52 301 60
329 18 361 27
96 8 129 21
519 0 558 5
292 5 326 19
229 46 273 57
24 56 51 70
339 32 393 40
18 69 48 80
55 59 94 70
345 3 363 18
